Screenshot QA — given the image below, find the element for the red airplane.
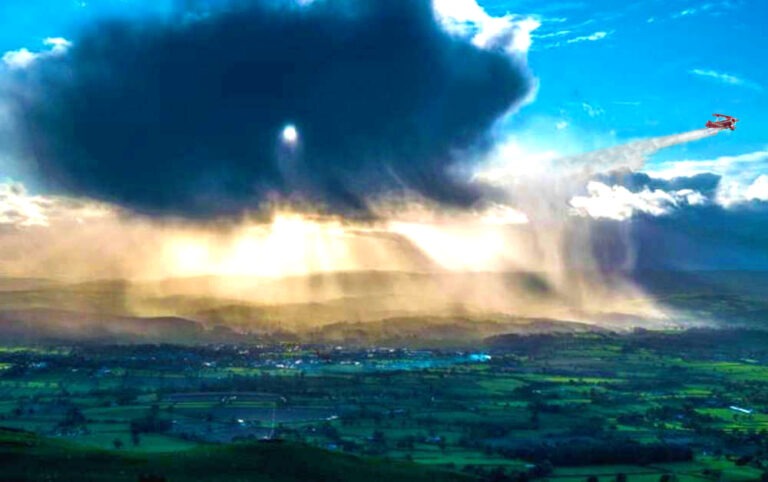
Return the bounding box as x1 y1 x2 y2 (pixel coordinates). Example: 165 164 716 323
705 113 738 130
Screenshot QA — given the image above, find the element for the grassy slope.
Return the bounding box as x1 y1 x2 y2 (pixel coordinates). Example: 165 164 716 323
0 429 471 482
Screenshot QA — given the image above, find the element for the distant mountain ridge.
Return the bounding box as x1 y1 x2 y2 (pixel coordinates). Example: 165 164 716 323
0 308 207 343
0 270 764 344
0 307 602 345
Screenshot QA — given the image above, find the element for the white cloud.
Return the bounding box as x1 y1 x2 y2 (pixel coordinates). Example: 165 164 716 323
2 37 72 70
0 183 49 227
566 30 609 44
432 0 539 112
745 175 768 202
648 149 768 208
676 189 707 206
44 37 72 54
0 182 111 228
650 150 768 180
689 69 761 90
479 203 529 225
581 102 604 118
556 120 569 130
672 4 715 19
534 29 572 39
472 138 562 183
568 181 704 221
432 0 540 56
719 175 768 206
2 49 37 70
537 29 611 50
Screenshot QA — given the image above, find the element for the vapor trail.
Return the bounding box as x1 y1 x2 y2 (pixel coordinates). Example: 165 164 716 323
562 128 719 172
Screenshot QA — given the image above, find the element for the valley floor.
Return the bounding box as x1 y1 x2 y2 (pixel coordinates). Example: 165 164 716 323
1 329 767 481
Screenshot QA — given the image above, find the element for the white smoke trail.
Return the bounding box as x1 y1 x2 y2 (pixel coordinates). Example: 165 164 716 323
560 128 719 173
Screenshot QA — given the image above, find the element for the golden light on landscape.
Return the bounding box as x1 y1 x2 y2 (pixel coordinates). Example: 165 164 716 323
162 213 363 278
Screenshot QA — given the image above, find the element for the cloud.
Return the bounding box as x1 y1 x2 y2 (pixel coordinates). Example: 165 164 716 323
618 204 768 271
2 49 37 70
650 149 768 180
4 0 533 219
0 181 110 228
745 175 768 202
432 0 540 55
534 29 572 39
561 141 768 271
672 4 716 19
536 29 611 50
648 149 768 207
566 31 609 44
719 175 768 206
594 170 721 200
2 37 71 69
569 172 768 272
689 69 762 90
581 102 604 118
0 183 49 227
568 181 705 221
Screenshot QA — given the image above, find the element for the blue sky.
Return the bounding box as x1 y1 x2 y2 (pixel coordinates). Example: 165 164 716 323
488 0 767 162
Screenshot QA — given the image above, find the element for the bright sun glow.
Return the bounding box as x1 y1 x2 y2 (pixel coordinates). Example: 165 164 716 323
166 214 354 278
164 210 532 278
281 124 299 144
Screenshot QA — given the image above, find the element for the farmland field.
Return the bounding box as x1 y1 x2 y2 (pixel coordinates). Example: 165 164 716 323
1 329 767 481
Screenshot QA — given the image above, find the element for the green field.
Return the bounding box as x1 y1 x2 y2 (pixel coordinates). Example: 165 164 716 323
0 428 469 481
0 330 767 481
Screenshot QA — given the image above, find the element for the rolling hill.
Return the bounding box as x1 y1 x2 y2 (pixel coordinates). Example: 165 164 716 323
0 428 471 482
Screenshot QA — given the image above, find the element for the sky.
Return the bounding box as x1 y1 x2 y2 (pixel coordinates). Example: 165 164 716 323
2 0 763 154
0 0 766 282
492 0 767 158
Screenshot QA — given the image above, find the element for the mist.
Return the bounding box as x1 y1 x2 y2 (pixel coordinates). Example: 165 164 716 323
0 128 725 332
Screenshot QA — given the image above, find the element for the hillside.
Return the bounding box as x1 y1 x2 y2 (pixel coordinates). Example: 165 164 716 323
0 428 471 482
0 309 210 344
0 270 765 344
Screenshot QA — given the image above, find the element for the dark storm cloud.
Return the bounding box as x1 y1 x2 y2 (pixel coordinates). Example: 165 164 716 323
5 0 532 218
594 169 722 199
575 168 768 272
586 202 768 272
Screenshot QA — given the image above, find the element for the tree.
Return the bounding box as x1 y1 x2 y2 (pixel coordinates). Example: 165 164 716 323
131 405 172 435
60 407 86 428
131 428 141 447
616 474 628 482
586 476 599 482
112 438 124 450
371 430 387 447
